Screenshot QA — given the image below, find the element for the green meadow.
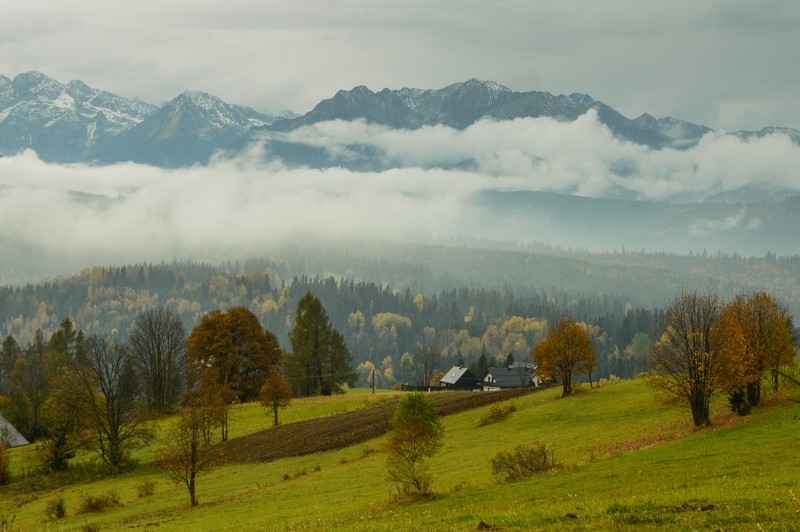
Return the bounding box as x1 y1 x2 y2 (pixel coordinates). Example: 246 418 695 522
3 380 800 530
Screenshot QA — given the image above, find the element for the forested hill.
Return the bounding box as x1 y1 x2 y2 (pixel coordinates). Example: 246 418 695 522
1 242 798 383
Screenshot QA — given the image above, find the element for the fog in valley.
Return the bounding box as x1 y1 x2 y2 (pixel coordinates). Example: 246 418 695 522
2 112 800 284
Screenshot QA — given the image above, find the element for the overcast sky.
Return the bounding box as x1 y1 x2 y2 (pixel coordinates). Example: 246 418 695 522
2 0 799 131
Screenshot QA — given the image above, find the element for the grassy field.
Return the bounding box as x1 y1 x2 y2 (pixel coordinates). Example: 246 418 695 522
2 379 799 530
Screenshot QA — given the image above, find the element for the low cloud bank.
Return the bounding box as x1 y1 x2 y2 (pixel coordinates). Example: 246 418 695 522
273 110 800 201
1 112 799 280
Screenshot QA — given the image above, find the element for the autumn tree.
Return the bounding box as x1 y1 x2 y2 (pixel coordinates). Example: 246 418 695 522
532 316 596 397
385 393 444 494
129 307 187 412
720 292 795 408
183 382 227 445
259 368 292 426
286 293 356 397
159 402 223 506
649 292 735 427
186 307 282 403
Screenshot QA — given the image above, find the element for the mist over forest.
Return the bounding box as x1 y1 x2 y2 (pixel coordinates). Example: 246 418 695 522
1 110 800 287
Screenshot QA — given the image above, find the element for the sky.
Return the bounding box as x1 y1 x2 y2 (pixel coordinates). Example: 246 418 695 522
2 0 800 131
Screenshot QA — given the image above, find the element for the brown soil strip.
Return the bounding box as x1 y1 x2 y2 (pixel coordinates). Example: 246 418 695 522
219 387 542 463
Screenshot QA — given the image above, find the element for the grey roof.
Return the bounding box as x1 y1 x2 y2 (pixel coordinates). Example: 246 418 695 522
0 413 29 447
484 365 536 388
440 365 475 385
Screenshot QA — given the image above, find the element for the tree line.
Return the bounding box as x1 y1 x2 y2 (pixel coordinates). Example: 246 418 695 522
0 261 674 389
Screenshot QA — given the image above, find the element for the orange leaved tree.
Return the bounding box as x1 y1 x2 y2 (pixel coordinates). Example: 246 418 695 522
532 315 596 397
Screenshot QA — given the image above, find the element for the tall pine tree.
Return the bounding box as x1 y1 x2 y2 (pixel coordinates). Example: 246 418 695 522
287 292 356 396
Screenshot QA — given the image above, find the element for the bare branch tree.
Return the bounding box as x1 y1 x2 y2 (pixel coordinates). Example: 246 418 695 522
128 307 187 412
159 403 223 506
63 336 150 470
403 345 441 388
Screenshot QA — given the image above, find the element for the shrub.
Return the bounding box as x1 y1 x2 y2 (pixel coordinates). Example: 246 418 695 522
77 491 121 513
491 443 556 481
479 402 517 426
137 479 157 498
0 444 10 486
80 524 100 532
45 496 67 520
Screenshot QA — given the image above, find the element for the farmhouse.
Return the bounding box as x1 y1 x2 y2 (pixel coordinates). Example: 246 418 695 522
483 363 539 390
0 413 29 447
440 365 479 390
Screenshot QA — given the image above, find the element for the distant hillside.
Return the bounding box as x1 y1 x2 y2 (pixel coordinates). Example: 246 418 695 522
2 240 798 383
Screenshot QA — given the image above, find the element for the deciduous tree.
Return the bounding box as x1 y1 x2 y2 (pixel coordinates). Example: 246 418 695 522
129 307 187 412
720 292 795 407
159 403 223 506
56 336 150 470
532 316 596 397
385 393 444 494
259 368 292 426
402 344 441 388
649 292 735 427
186 307 282 404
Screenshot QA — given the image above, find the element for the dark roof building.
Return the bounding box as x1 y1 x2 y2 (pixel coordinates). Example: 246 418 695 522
0 413 29 447
440 365 479 390
483 363 539 390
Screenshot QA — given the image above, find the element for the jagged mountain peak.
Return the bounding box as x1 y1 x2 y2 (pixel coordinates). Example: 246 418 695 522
65 79 92 98
174 90 224 106
11 71 63 100
459 78 511 93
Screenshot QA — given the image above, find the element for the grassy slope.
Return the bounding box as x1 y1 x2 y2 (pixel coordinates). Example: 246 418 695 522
3 380 800 530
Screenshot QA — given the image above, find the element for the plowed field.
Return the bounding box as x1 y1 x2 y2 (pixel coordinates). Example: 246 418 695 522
220 387 543 463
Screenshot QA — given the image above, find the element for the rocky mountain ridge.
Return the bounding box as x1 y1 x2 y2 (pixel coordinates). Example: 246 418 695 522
1 71 798 168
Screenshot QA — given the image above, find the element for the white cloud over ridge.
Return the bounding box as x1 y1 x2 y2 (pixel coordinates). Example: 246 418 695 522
274 111 800 200
1 112 799 280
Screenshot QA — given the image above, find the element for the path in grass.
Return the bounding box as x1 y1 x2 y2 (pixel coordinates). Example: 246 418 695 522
219 387 542 463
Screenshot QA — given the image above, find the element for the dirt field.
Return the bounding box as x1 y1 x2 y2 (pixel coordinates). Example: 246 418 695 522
220 387 543 463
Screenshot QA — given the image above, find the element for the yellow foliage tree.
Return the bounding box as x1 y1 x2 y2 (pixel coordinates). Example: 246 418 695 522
532 315 595 397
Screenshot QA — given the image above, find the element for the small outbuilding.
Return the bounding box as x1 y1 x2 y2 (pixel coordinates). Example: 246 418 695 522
483 363 539 391
0 413 29 447
440 365 479 391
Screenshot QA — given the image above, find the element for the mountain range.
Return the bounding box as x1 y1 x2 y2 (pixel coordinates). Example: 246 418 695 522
2 71 798 169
